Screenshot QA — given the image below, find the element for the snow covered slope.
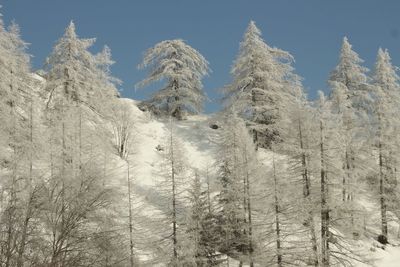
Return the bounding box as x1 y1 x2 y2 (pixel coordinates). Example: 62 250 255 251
120 98 219 187
112 98 400 266
102 99 222 264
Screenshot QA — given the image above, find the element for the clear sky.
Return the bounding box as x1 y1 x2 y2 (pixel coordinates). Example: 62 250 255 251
2 0 400 112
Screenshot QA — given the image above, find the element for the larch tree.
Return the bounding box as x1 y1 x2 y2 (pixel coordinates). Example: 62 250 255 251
0 13 124 267
185 166 220 266
109 99 137 267
44 21 97 108
275 81 320 266
0 19 40 267
154 120 190 265
44 21 118 173
137 39 209 120
214 112 259 266
317 92 333 267
41 21 118 266
371 48 400 244
184 170 215 266
329 37 370 114
328 38 370 234
223 21 299 148
316 92 365 267
6 23 45 267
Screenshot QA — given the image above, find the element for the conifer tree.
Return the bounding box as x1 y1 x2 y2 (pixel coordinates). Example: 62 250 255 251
153 120 191 265
41 21 119 266
184 171 215 266
137 39 209 120
276 83 320 266
315 92 365 266
0 19 37 267
371 48 400 243
223 21 299 148
214 113 258 266
329 38 370 233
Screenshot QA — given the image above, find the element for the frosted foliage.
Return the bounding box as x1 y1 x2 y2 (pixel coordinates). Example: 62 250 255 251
137 39 209 118
45 21 118 110
372 48 400 143
223 21 303 148
330 37 368 88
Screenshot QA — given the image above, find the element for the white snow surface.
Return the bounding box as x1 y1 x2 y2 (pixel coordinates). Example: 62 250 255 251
356 245 400 267
121 98 218 188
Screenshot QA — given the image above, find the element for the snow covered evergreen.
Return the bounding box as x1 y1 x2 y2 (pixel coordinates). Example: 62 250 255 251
223 21 301 148
137 39 209 120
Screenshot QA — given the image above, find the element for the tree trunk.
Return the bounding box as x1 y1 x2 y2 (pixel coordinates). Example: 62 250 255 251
170 128 178 264
378 113 388 241
298 120 318 266
103 149 107 187
171 79 182 120
78 106 82 172
5 69 17 267
17 95 35 267
272 152 283 267
206 166 211 213
342 160 346 202
379 141 388 240
5 172 17 267
16 196 33 267
127 160 135 267
243 152 254 267
320 121 330 267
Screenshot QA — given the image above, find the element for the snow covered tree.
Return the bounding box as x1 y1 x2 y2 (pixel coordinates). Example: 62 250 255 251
371 48 400 243
317 92 333 267
328 38 370 228
44 20 122 175
273 82 320 266
109 100 135 160
258 138 320 266
223 21 300 148
108 99 137 266
44 21 95 107
0 19 42 267
137 39 209 120
185 171 205 265
315 92 366 266
214 113 259 266
183 170 220 266
329 37 370 113
44 21 119 173
44 21 118 110
152 120 192 265
40 21 124 266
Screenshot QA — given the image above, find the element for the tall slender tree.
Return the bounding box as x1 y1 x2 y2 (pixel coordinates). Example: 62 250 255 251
328 38 370 232
214 113 259 266
371 48 400 243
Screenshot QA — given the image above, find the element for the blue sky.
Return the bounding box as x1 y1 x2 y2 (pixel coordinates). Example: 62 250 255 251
2 0 400 112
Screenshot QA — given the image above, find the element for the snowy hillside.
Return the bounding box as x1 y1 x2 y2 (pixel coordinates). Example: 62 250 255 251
112 98 400 266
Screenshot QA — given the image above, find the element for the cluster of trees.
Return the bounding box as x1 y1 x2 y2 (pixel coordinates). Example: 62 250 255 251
135 21 400 267
1 9 400 267
0 18 139 266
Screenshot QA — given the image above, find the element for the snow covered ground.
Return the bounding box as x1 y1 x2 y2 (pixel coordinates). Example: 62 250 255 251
373 246 400 267
120 98 218 188
356 245 400 267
